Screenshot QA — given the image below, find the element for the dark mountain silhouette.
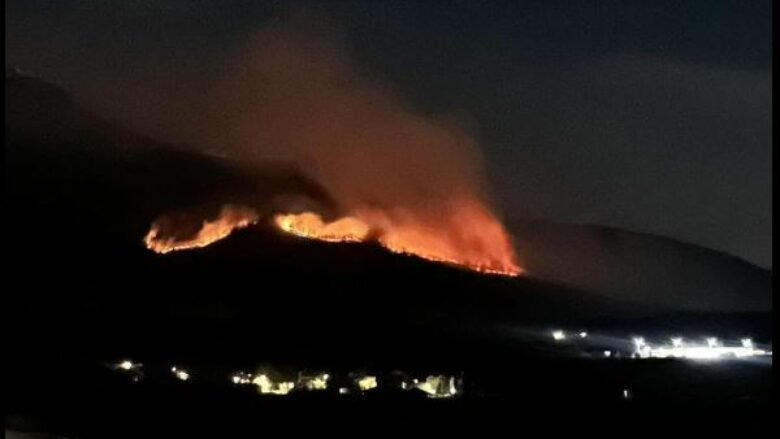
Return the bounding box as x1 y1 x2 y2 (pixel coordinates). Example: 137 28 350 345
512 220 771 312
5 71 772 439
6 73 771 368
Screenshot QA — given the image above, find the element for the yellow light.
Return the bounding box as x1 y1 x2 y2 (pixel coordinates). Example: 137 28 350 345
252 374 295 395
301 373 330 390
415 375 458 398
356 376 378 391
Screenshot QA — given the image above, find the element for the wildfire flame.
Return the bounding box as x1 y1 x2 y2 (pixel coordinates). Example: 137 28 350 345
274 198 521 277
144 205 258 254
143 201 521 277
274 212 369 243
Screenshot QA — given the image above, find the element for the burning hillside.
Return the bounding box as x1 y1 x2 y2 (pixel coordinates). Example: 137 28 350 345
275 197 521 276
143 197 520 276
144 205 258 254
137 20 522 277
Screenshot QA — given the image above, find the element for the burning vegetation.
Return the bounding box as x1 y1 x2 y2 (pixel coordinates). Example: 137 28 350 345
144 205 258 254
143 200 520 276
144 203 520 276
139 20 522 277
274 198 521 276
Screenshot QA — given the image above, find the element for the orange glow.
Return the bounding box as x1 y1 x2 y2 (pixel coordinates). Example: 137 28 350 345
275 212 369 243
144 205 258 254
274 197 521 277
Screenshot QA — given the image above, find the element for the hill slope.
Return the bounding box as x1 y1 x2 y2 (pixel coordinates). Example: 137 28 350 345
6 74 771 365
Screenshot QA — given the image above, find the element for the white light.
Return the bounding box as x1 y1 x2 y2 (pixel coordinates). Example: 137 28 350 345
171 367 189 381
622 389 630 399
579 331 588 338
231 372 252 384
633 337 645 348
706 337 718 348
741 338 753 348
603 350 612 358
671 337 683 348
118 360 134 370
552 330 566 341
339 387 349 395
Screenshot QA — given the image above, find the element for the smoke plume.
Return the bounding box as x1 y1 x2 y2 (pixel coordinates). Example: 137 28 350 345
133 15 520 274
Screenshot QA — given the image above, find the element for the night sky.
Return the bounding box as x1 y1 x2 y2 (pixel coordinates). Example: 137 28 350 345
6 0 772 267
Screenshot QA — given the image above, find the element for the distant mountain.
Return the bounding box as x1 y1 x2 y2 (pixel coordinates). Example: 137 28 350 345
6 74 771 364
511 220 771 312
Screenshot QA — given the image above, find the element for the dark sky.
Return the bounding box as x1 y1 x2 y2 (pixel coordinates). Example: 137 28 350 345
6 0 772 267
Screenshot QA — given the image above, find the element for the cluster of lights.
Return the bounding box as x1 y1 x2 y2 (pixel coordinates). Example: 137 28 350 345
230 372 296 395
171 366 190 381
231 372 253 385
112 360 143 382
355 375 378 391
253 374 296 395
299 372 330 391
226 370 459 398
547 330 771 362
412 375 459 398
551 330 588 342
111 362 460 398
116 360 138 371
631 337 769 360
113 361 192 382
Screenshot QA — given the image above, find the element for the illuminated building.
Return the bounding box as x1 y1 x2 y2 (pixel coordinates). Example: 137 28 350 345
298 372 330 391
355 375 378 391
253 374 295 395
414 375 460 398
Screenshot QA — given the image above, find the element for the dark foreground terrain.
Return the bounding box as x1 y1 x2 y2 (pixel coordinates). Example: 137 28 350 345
6 353 773 437
6 73 773 436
